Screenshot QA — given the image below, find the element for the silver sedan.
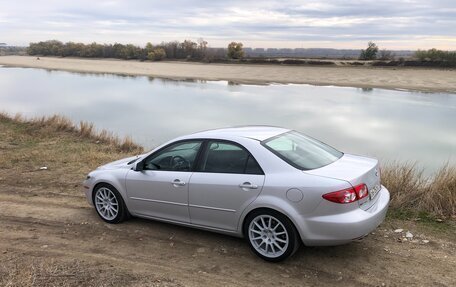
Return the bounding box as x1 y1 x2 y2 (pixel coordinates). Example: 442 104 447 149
83 127 390 261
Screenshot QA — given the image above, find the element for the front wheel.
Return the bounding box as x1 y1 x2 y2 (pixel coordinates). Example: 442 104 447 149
93 184 128 224
244 210 300 262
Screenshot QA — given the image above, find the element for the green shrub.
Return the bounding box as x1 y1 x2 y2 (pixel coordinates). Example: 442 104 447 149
359 41 378 60
414 48 456 66
147 48 166 61
227 42 244 59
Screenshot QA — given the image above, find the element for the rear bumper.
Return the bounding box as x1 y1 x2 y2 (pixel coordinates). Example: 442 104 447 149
299 185 390 246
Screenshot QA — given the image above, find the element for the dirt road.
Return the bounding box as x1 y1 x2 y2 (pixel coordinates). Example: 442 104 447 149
1 182 455 286
1 115 455 286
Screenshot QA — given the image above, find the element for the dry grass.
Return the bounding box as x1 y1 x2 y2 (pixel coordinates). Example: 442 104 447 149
0 112 143 154
0 112 145 196
382 162 456 218
0 257 157 287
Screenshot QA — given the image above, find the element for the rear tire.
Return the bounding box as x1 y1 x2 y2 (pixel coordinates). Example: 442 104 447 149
244 209 300 262
93 184 128 224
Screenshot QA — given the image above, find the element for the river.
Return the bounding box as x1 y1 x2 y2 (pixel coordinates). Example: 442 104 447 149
1 66 455 172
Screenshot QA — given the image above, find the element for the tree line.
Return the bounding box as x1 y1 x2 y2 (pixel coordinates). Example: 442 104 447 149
415 48 456 65
0 45 27 56
27 40 245 61
358 42 456 66
26 40 455 67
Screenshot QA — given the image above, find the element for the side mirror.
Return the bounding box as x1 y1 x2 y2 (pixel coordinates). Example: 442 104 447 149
133 160 144 172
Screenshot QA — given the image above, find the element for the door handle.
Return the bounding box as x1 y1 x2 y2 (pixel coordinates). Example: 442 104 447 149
172 179 186 187
239 182 258 189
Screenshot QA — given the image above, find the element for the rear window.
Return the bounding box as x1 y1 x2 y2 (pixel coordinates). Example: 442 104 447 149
262 131 342 170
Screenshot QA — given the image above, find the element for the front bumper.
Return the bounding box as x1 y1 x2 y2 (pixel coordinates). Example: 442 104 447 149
82 178 94 206
299 185 390 246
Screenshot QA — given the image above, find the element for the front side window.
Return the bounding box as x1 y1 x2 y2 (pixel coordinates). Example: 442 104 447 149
199 141 263 174
262 131 342 170
144 141 202 171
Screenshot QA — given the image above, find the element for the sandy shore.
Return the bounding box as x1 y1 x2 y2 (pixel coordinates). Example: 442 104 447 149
1 55 456 92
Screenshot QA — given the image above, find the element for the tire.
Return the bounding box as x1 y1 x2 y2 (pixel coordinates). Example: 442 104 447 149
244 209 301 262
93 183 128 224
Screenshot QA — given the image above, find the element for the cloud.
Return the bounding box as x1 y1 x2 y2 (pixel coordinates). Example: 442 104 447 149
0 0 455 49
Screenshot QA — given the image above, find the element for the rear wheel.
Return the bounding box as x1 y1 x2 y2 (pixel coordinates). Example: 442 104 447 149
93 184 127 224
244 210 300 262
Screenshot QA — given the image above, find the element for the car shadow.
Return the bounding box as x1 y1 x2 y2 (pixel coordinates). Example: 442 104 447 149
122 216 375 264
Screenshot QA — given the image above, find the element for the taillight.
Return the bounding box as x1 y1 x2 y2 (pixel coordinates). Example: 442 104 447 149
322 184 369 204
355 184 369 200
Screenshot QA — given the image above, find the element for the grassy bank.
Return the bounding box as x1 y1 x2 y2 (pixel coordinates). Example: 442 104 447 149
0 113 454 220
2 113 143 153
382 162 456 219
0 113 143 196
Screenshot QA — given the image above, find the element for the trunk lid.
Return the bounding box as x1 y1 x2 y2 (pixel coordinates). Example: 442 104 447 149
304 154 381 210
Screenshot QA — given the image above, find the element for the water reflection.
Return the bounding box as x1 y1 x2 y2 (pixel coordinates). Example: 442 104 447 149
147 77 206 85
0 67 455 172
43 68 142 80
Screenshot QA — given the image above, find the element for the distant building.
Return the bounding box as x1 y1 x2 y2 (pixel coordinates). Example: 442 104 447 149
243 47 414 59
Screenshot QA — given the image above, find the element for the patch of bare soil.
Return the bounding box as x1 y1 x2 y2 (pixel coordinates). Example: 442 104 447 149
1 186 455 287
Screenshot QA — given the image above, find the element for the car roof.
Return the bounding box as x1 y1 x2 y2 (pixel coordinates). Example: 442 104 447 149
185 126 290 141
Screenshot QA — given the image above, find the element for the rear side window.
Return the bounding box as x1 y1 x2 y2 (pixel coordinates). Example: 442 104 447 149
262 131 342 170
245 155 263 174
199 141 263 174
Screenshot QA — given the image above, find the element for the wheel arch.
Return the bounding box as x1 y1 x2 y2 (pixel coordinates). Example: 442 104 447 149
240 205 303 261
239 204 303 241
90 174 127 206
91 180 131 223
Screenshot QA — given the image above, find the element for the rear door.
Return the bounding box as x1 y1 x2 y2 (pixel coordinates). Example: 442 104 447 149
189 140 265 231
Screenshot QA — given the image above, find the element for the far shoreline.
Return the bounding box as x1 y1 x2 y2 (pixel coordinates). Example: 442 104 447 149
1 56 456 93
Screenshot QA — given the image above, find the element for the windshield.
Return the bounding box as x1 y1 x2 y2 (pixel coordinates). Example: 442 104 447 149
262 131 343 170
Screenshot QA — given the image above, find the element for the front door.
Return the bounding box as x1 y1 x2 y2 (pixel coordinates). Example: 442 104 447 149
126 140 203 223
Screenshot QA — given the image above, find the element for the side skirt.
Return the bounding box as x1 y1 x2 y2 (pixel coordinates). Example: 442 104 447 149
130 212 244 238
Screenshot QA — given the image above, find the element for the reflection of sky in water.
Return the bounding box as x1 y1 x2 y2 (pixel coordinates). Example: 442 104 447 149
1 67 455 172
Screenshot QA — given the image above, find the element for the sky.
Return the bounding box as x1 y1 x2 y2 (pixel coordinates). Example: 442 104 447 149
1 0 455 50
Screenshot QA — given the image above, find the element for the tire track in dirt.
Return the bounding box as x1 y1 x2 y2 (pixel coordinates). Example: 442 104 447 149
1 187 455 286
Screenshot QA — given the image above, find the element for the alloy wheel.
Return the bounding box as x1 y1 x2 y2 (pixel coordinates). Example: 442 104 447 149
248 215 289 258
95 187 119 221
